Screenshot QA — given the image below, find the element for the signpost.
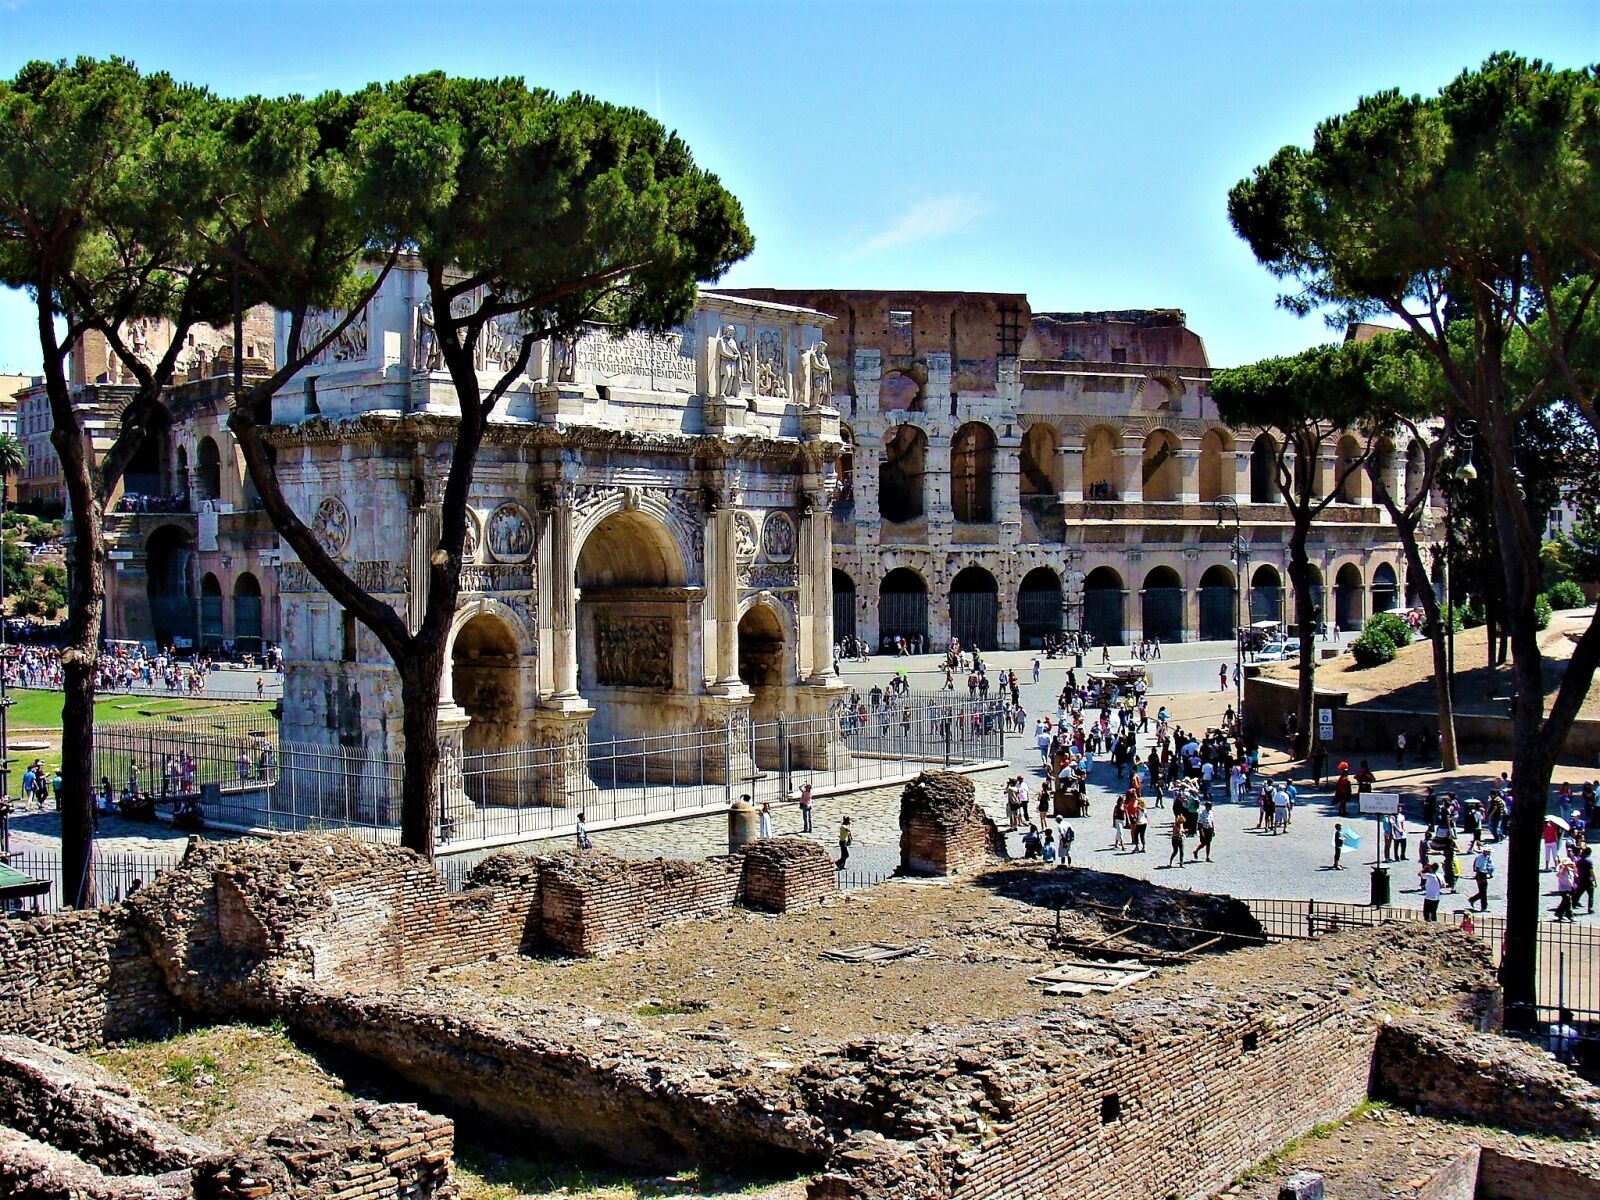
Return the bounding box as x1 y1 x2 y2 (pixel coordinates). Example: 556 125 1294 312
1360 792 1401 906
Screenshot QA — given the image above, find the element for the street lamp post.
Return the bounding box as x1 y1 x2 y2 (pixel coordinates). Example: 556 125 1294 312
1215 496 1247 728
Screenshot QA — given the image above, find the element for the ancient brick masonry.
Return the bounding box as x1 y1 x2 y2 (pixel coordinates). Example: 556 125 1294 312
1373 1016 1600 1139
0 1032 455 1200
898 772 1007 877
0 908 175 1052
0 1035 213 1176
531 852 744 956
739 838 838 913
196 1103 456 1200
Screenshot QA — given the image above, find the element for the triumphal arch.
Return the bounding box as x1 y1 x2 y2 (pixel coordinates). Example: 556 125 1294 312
268 266 846 804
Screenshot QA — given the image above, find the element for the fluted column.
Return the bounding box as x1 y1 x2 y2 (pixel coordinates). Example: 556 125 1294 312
807 492 835 683
712 497 742 688
546 487 579 699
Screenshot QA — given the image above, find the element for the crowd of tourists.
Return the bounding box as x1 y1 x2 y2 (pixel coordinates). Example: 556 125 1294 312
1 641 282 696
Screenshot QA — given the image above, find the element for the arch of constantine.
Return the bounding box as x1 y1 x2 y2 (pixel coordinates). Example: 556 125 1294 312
267 269 847 784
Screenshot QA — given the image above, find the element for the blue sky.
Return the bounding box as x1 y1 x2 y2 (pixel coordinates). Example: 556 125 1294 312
1 0 1595 374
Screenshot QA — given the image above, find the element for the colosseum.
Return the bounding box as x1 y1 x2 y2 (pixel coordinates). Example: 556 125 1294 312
731 289 1423 652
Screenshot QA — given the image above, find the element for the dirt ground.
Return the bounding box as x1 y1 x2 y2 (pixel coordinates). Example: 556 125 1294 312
436 871 1101 1057
1260 609 1600 719
91 1023 350 1149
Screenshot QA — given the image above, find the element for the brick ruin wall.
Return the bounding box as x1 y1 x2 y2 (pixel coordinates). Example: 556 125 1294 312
0 908 175 1052
736 838 837 913
1372 1017 1600 1139
532 853 743 955
898 772 1008 877
807 925 1506 1200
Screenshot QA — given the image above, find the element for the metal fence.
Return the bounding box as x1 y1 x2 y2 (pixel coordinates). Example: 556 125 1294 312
89 694 1006 849
2 849 182 912
1244 896 1600 1031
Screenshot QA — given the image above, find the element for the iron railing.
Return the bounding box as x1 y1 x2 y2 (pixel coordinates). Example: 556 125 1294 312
88 694 1007 850
1243 896 1600 1031
1 849 182 912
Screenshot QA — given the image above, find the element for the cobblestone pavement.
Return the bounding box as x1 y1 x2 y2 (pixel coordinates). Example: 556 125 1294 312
10 637 1599 921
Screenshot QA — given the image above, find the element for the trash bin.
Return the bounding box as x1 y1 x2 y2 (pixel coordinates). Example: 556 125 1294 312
1369 866 1391 907
1074 652 1084 668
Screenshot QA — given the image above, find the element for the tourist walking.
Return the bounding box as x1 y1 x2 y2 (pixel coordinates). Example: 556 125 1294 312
1420 862 1443 921
575 811 593 850
1470 846 1495 912
1332 823 1346 870
1167 815 1186 868
1577 848 1596 915
1197 801 1215 861
837 815 853 868
758 802 773 840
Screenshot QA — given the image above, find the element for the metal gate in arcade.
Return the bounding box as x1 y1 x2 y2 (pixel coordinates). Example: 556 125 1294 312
949 567 999 651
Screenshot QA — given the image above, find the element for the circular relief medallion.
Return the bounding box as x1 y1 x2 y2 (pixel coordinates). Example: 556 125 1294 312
734 511 760 562
761 511 796 563
312 497 351 556
486 502 534 563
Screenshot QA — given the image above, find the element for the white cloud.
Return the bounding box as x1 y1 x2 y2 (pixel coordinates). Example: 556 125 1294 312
855 195 985 257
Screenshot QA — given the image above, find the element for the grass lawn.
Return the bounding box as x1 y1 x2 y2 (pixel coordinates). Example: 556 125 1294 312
5 689 275 731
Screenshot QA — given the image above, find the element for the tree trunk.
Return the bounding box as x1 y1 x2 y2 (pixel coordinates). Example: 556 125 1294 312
40 303 102 911
1401 540 1458 771
58 576 101 910
397 641 447 860
1287 517 1315 759
1492 480 1552 1028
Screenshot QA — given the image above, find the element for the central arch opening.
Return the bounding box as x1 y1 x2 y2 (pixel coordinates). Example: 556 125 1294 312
1335 563 1365 631
880 425 928 524
234 573 264 653
879 568 928 651
951 422 996 523
1084 567 1125 646
200 573 224 651
1250 434 1278 503
1198 564 1236 641
1141 431 1181 503
146 524 196 649
832 568 857 645
1141 565 1183 643
949 566 999 651
576 510 686 742
1017 566 1062 649
1250 563 1284 625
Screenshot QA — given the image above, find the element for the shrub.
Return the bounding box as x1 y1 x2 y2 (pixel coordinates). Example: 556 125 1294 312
1350 627 1398 668
1461 599 1485 629
1365 610 1413 649
1436 604 1464 634
1544 580 1587 611
1535 593 1552 631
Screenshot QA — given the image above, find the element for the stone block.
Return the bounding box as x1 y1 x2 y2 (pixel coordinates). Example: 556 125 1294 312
1278 1172 1325 1200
